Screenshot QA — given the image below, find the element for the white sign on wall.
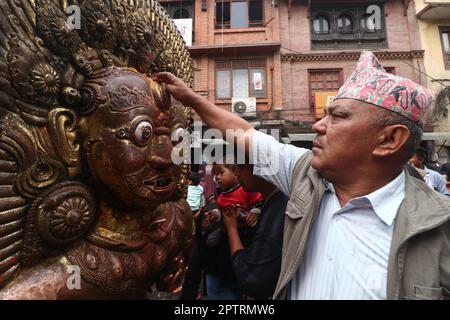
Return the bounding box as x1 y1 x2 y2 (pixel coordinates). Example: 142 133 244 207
173 18 193 47
253 72 263 91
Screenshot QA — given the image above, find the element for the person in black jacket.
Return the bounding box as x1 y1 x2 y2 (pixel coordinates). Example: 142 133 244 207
182 193 243 300
222 164 288 299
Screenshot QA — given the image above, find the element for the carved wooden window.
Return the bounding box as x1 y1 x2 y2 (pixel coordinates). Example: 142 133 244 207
313 15 330 34
159 1 195 42
173 8 190 19
440 27 450 69
311 3 387 49
215 0 264 29
216 60 266 99
360 14 376 33
337 14 353 33
160 1 194 19
308 69 343 115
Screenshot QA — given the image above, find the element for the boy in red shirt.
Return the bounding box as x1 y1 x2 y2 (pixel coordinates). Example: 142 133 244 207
198 164 262 300
215 164 263 246
216 168 263 210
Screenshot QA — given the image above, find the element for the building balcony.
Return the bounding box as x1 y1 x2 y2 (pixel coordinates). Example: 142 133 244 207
188 42 281 56
416 0 450 19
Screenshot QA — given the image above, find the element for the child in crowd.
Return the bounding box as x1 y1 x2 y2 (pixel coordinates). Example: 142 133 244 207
187 171 205 218
222 164 288 299
180 194 214 300
198 164 262 300
215 164 263 246
200 199 222 247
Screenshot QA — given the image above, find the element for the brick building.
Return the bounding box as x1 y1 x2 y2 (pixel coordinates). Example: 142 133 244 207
279 0 430 139
414 0 450 161
160 0 283 132
159 0 435 141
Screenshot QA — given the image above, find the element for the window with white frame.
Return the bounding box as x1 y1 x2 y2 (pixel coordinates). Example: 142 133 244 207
216 60 266 99
215 0 264 29
440 27 450 69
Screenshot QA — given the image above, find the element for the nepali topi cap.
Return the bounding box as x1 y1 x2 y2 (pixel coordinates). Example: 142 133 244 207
334 50 435 128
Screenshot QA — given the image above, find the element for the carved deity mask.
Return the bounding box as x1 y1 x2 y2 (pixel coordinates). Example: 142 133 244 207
79 67 181 210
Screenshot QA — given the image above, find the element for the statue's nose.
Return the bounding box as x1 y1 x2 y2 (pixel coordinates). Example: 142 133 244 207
156 112 170 128
149 128 173 169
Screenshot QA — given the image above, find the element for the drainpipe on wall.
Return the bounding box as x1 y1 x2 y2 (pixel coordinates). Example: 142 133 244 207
271 65 275 112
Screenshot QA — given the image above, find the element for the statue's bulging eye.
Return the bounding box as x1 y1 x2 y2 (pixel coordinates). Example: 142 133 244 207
134 121 153 145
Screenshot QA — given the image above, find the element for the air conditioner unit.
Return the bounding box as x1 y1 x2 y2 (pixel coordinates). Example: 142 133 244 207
231 97 257 117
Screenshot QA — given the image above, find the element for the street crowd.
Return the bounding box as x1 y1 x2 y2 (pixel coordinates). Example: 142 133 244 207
154 51 450 300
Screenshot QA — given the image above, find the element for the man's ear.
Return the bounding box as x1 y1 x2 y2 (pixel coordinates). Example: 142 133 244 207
372 125 410 157
48 108 81 178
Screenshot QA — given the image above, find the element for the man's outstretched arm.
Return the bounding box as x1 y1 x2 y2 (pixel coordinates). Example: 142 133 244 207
154 72 309 195
154 72 255 155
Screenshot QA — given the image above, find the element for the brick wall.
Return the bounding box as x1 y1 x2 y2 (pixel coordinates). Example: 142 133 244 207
278 0 425 122
184 0 425 125
189 0 282 121
192 0 280 46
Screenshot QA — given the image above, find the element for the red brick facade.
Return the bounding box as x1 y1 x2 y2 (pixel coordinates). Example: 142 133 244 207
160 0 426 132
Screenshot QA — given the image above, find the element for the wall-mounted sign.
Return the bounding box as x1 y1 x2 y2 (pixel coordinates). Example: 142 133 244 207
253 72 263 91
173 18 193 47
314 91 338 118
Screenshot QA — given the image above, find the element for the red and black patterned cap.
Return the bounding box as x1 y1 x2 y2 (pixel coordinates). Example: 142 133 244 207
334 50 435 128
